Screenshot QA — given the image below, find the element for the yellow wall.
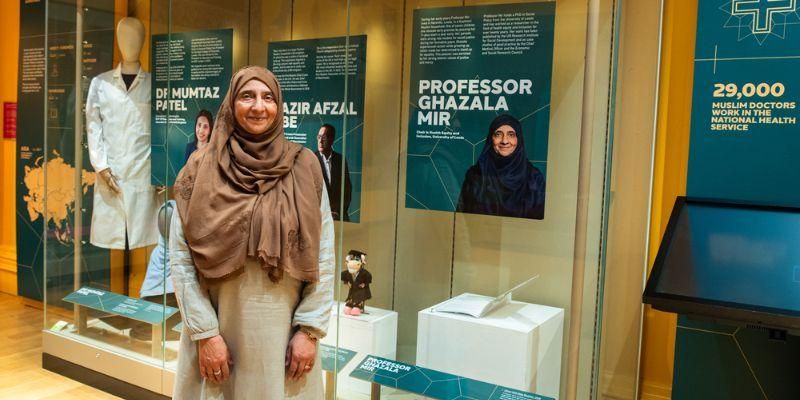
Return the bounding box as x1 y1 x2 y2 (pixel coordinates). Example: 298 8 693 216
639 0 697 398
0 0 20 295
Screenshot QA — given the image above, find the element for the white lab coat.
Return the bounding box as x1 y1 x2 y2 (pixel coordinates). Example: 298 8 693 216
86 64 161 249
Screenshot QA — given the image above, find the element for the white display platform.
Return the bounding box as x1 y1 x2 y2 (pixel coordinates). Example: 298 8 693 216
416 294 564 399
321 302 398 396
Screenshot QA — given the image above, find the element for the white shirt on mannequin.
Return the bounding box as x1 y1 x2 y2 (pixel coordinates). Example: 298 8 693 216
85 63 160 249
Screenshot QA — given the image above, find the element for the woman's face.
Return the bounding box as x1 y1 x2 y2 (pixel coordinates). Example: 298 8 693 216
234 79 278 135
491 124 518 157
195 116 211 144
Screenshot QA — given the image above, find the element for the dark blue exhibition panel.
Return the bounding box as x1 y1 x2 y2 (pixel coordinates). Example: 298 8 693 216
16 0 114 303
644 199 800 400
660 0 800 397
645 199 800 327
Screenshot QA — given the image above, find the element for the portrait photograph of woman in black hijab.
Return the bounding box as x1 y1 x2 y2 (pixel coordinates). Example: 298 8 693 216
456 114 546 220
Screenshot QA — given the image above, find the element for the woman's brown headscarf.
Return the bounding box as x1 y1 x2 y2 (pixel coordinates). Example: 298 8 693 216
174 66 323 283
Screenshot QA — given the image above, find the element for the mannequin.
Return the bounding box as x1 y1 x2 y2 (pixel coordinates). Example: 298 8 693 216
117 17 144 74
140 200 175 299
97 17 145 193
86 17 161 252
130 200 180 340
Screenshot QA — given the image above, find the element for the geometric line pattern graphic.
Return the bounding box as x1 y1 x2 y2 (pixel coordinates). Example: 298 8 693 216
732 0 796 33
319 344 357 373
674 320 800 400
268 35 367 223
678 325 768 400
349 355 552 400
405 98 550 212
723 0 800 44
63 287 178 325
150 29 233 187
404 2 556 217
290 111 365 222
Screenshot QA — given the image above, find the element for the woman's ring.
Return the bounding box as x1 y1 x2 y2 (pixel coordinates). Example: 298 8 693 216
213 369 222 375
304 365 311 370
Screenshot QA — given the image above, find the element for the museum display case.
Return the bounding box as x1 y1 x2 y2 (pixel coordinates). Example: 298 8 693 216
20 0 625 398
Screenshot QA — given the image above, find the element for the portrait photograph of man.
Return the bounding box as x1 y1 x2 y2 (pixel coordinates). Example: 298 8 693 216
315 123 353 221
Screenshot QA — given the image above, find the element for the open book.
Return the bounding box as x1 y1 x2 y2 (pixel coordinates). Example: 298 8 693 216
432 275 540 318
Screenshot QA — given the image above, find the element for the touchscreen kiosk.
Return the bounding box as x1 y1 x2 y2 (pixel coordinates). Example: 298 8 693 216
643 197 800 334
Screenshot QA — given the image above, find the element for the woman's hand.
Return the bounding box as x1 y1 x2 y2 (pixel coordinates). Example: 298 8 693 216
285 330 317 381
198 335 233 384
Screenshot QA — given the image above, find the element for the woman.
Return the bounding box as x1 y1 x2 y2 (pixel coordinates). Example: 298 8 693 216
170 66 334 399
184 109 214 162
456 114 546 219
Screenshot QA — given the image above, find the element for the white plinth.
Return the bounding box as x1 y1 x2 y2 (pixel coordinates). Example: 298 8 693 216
321 302 398 396
416 294 564 399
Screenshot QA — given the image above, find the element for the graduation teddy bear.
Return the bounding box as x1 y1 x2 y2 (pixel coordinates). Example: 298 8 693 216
341 250 372 316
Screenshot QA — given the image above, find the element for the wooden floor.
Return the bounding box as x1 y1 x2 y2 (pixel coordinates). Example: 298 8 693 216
0 293 121 400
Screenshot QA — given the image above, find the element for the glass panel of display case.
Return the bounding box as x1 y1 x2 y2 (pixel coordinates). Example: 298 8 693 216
36 0 177 383
29 0 620 398
331 1 619 399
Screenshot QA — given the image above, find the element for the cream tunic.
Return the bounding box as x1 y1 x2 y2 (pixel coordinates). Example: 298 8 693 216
170 188 335 399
